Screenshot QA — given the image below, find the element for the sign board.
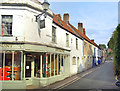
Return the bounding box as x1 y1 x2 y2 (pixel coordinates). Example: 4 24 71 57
45 55 48 74
39 19 45 29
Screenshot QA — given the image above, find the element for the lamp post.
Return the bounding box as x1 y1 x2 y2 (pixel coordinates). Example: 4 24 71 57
35 0 50 22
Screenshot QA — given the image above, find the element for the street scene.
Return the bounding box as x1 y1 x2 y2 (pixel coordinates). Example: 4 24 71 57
0 0 120 91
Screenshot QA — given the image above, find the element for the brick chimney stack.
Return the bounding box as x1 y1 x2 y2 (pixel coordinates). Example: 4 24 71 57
56 14 61 20
63 13 69 24
83 28 86 35
78 22 83 34
91 39 94 43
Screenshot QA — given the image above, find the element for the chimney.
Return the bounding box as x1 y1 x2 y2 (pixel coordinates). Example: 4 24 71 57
63 13 69 24
78 22 83 33
56 14 61 19
83 28 86 35
91 39 94 43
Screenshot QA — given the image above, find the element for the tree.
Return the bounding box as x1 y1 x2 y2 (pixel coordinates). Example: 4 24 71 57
113 24 120 76
99 44 106 49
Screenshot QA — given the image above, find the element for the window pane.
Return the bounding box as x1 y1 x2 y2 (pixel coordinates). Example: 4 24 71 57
52 26 56 43
34 55 40 78
14 52 21 80
0 51 3 80
1 15 13 36
5 51 12 80
72 57 76 65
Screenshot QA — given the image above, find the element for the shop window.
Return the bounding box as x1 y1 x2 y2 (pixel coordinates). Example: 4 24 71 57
72 57 76 65
34 55 40 78
58 55 60 75
0 52 3 80
5 51 12 80
51 54 54 76
14 52 22 80
55 55 57 75
1 15 13 36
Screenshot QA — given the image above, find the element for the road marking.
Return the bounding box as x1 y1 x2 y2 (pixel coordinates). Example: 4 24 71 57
55 67 99 89
53 76 79 89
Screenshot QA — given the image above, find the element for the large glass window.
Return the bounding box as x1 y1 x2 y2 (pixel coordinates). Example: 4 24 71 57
5 51 12 80
0 51 23 81
14 52 22 80
1 15 13 36
0 51 3 80
34 55 40 78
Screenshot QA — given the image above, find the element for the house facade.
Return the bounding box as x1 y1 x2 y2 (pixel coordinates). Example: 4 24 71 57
0 0 102 89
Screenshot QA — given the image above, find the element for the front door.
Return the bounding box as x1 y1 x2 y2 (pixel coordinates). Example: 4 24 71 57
25 60 34 85
26 61 31 77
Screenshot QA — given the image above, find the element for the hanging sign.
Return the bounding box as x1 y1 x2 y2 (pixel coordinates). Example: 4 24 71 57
46 55 48 74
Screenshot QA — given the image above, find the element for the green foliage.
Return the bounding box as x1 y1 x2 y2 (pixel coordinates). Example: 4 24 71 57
99 44 106 49
111 24 120 76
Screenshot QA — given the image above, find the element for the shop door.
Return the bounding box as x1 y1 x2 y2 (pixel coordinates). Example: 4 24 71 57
26 61 31 77
25 60 34 85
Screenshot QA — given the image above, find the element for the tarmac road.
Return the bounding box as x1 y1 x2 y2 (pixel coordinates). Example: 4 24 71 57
62 61 119 90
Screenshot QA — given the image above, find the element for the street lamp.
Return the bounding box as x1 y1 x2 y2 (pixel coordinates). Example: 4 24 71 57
36 0 50 22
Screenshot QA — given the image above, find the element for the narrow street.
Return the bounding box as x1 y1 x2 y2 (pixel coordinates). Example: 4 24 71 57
60 61 119 90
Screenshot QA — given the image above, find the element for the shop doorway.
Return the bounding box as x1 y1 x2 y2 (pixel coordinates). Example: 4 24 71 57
25 59 34 85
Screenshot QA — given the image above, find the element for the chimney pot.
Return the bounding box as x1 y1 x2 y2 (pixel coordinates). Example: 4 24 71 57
78 22 83 34
91 39 94 43
63 13 69 24
56 14 61 19
83 28 86 35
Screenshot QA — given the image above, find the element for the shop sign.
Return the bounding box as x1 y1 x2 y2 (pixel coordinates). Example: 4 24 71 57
55 49 64 52
0 44 12 48
45 55 48 74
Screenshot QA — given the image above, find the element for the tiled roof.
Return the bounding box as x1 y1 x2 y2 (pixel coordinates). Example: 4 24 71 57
53 13 76 35
53 13 99 47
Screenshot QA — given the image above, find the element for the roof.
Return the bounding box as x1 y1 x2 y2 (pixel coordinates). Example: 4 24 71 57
53 13 77 37
53 13 99 48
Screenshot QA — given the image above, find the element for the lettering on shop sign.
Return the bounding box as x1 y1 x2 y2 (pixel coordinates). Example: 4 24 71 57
0 44 12 48
55 49 64 52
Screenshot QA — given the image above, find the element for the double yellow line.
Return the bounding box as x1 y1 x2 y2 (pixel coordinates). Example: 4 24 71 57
54 68 99 89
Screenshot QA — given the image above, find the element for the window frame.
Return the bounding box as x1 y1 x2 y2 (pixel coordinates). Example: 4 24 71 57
52 26 56 43
66 33 69 47
1 15 13 37
76 38 78 50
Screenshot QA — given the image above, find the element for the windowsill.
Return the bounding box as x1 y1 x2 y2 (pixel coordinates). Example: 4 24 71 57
51 41 57 44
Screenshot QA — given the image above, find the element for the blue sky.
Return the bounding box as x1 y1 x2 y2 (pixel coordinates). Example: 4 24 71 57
49 2 118 46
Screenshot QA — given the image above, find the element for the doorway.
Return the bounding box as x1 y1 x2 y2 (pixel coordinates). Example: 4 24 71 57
25 59 34 85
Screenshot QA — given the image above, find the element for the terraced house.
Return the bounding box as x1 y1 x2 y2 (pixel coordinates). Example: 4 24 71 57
0 0 102 89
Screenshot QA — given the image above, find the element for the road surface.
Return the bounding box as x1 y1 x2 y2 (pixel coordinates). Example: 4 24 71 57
62 61 119 90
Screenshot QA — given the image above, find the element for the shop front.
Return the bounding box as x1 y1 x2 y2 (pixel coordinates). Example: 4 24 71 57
0 43 70 89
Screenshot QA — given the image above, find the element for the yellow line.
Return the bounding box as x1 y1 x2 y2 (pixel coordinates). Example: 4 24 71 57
58 67 99 89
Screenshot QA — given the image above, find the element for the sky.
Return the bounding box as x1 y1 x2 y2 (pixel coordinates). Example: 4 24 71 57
48 1 118 47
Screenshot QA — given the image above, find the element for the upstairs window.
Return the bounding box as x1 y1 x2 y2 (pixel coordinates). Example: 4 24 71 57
1 15 13 36
52 26 56 43
66 33 69 47
84 42 87 48
76 38 78 50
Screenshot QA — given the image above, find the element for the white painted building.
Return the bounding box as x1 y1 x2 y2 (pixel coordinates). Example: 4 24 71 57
0 0 84 89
